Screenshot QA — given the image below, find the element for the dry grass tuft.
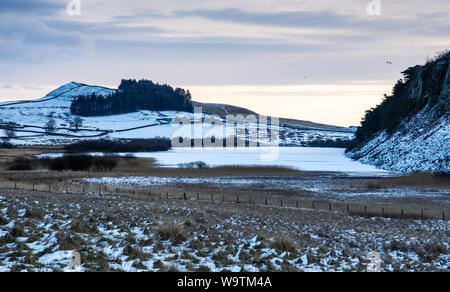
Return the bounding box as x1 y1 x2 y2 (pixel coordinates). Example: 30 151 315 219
10 224 25 238
272 236 297 253
70 219 98 234
55 232 82 250
161 264 180 272
157 224 187 244
24 208 44 220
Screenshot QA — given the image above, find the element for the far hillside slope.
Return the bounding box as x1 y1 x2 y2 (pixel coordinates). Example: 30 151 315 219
0 81 355 146
192 101 354 133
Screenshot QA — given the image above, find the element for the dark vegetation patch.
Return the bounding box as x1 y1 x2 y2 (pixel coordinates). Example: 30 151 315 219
362 172 450 189
64 138 171 153
301 138 356 148
7 155 120 172
178 161 209 169
70 79 193 116
0 142 15 149
7 158 33 171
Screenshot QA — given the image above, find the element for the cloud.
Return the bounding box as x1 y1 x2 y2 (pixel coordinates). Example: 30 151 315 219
175 8 359 29
173 7 450 37
112 9 171 21
0 0 61 15
1 0 449 91
43 19 166 38
0 14 90 62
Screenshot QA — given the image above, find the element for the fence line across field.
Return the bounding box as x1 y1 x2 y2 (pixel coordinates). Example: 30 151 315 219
1 179 448 221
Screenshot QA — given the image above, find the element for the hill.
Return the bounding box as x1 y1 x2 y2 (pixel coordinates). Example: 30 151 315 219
71 79 193 116
347 51 450 172
0 81 354 147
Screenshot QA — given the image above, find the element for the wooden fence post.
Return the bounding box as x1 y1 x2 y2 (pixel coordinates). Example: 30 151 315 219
265 198 267 206
347 205 349 214
329 203 332 211
296 202 299 208
364 206 367 216
312 203 315 210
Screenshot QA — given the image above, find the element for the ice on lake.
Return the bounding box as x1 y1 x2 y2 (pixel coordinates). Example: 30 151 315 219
149 147 386 174
38 147 390 175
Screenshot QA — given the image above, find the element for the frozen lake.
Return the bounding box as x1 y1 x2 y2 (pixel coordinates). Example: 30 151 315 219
149 147 387 174
40 147 389 175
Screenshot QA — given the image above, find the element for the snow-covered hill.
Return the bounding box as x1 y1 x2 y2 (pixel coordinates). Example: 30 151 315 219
0 82 355 146
348 106 449 172
347 53 450 172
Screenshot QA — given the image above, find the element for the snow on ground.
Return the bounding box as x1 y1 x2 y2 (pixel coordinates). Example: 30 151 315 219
347 106 449 172
83 175 450 204
0 82 354 146
0 189 448 272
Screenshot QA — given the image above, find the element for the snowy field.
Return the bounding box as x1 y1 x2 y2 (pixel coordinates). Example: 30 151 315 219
0 190 448 272
0 82 354 146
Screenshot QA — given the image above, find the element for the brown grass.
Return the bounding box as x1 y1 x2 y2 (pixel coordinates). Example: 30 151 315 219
70 219 98 234
157 224 187 244
272 236 297 253
364 172 450 190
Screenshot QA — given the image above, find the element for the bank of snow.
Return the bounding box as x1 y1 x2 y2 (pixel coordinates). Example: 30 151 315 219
347 106 449 172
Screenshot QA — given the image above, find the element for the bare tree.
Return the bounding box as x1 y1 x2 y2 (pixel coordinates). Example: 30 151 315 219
45 118 57 135
2 122 17 141
70 116 83 131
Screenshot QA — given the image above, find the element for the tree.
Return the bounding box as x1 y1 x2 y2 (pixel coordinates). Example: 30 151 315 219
352 51 450 147
71 79 194 116
3 122 17 140
45 118 57 135
70 116 83 131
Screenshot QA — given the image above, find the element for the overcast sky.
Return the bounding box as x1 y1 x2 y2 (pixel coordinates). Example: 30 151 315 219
0 0 449 126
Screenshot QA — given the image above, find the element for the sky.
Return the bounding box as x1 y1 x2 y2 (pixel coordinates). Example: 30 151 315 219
0 0 449 126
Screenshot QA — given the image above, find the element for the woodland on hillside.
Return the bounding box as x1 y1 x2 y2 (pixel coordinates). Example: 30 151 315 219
71 79 194 116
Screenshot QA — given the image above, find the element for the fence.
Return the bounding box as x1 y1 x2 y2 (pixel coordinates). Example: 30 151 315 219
0 179 448 221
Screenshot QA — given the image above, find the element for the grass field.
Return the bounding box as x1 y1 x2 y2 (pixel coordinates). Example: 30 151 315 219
0 148 448 272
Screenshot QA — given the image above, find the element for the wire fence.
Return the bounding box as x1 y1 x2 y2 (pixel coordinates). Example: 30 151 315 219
0 179 448 221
